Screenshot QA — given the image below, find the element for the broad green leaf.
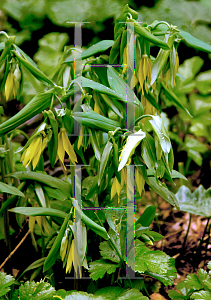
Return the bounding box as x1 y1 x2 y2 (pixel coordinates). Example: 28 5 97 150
98 141 113 185
89 259 119 280
63 291 105 300
75 76 137 104
13 280 55 300
184 273 202 290
135 244 177 286
187 149 202 166
118 289 149 300
147 177 179 208
147 169 187 181
0 89 54 136
64 40 114 63
198 269 211 290
88 129 101 161
196 70 211 95
0 181 25 197
190 291 211 299
175 185 211 217
141 134 157 174
73 111 121 132
107 67 143 112
135 206 156 226
43 186 68 201
179 30 211 53
105 209 125 235
9 207 67 218
11 171 71 195
176 56 204 85
118 129 146 171
95 287 124 300
0 272 15 297
168 290 188 299
100 93 123 118
184 137 207 153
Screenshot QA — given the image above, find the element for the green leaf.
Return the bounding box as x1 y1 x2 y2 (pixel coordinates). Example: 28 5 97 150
89 259 119 280
135 244 177 286
179 30 211 53
107 66 143 111
18 257 46 280
0 181 25 197
11 171 71 195
118 129 146 171
0 89 54 136
64 40 114 63
161 82 192 117
63 291 105 300
196 70 211 95
95 286 125 300
73 111 121 132
168 290 187 299
147 177 179 208
0 272 15 297
9 207 67 218
184 137 207 153
190 291 211 299
149 115 171 154
175 185 211 217
12 50 55 85
14 280 55 300
198 269 211 290
99 241 120 263
117 288 149 300
43 213 71 272
135 206 156 226
98 141 113 185
75 76 137 104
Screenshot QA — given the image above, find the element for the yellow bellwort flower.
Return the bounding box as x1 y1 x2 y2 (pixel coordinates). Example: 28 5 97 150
137 54 153 95
57 128 77 170
5 71 16 101
21 134 47 170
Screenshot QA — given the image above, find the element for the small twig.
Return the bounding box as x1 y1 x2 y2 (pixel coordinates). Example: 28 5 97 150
0 229 31 270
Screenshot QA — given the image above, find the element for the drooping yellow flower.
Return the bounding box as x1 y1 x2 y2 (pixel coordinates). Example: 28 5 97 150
57 128 77 170
21 134 47 169
65 239 82 278
111 176 121 199
137 54 153 95
135 168 145 196
5 71 16 101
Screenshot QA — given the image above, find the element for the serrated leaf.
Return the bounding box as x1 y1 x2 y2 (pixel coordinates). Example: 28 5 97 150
95 286 125 299
89 259 119 280
190 290 211 299
99 241 120 263
0 272 15 297
175 185 211 217
118 129 146 171
135 244 177 285
117 288 149 300
15 280 55 300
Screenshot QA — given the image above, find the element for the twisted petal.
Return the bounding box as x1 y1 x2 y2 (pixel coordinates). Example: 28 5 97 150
22 136 41 167
5 72 15 101
32 138 43 169
62 130 77 165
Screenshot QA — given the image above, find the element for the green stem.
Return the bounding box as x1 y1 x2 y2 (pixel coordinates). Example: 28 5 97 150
194 218 210 272
182 213 192 249
94 211 133 288
71 165 75 198
135 114 152 125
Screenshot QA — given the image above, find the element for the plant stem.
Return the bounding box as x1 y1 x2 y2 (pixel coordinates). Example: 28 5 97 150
194 218 210 272
182 213 192 249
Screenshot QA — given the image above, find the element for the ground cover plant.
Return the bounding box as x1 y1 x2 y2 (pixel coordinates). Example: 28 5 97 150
0 3 211 299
